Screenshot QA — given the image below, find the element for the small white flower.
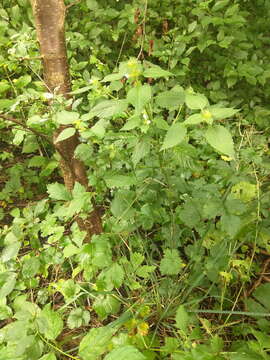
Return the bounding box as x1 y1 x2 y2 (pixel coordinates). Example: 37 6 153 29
43 92 54 100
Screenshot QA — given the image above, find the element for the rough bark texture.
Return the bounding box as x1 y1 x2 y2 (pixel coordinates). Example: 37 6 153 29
31 0 102 238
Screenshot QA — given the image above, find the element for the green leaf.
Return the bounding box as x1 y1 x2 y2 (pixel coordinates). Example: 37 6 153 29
22 257 40 278
0 272 16 299
136 265 156 278
55 111 80 125
47 183 71 201
67 308 90 329
127 84 151 113
204 125 235 158
185 93 208 110
220 214 241 238
104 345 146 360
132 139 150 166
37 305 63 340
105 174 137 188
102 73 123 82
14 75 31 88
1 242 20 262
38 354 57 360
93 294 121 320
91 119 107 138
121 115 141 131
89 99 128 118
253 284 270 311
183 113 204 125
160 249 183 275
0 99 15 110
143 66 172 78
175 305 189 332
105 263 125 288
161 123 187 150
212 0 230 11
210 107 239 120
155 89 185 109
55 127 76 143
79 326 116 360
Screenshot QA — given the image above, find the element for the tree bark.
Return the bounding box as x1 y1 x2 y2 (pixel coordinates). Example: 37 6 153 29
30 0 102 239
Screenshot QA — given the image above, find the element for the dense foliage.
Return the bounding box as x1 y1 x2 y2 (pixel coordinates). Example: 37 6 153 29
1 1 270 359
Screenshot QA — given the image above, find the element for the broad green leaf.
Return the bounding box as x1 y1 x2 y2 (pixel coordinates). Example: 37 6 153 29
231 181 257 202
210 107 239 120
1 242 20 262
0 99 15 110
55 127 76 143
185 93 208 110
79 326 116 360
14 75 31 88
183 113 204 125
67 308 90 329
136 265 156 278
161 123 187 150
175 305 189 332
93 295 121 320
104 345 146 360
22 257 40 278
212 0 230 11
89 99 128 118
143 66 172 78
155 89 185 109
204 125 235 158
120 115 141 131
0 272 16 299
105 175 137 188
37 305 63 340
132 139 150 166
105 263 124 288
127 84 151 113
70 85 91 95
55 111 79 125
160 249 183 275
91 119 106 138
220 214 241 238
102 73 123 82
47 183 71 201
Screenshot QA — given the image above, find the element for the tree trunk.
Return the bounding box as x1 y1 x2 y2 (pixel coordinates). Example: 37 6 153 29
30 0 102 239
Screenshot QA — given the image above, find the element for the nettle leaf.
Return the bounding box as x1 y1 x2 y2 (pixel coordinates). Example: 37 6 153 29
143 66 172 78
105 174 137 188
105 263 125 288
55 110 79 125
253 283 270 310
185 93 208 110
37 305 63 340
210 107 239 120
175 305 189 332
91 119 107 138
132 139 150 166
102 73 123 82
47 183 71 201
104 345 146 360
89 99 128 118
39 353 57 360
0 272 16 298
161 123 187 151
160 249 183 275
127 84 151 113
67 308 90 329
155 89 185 109
55 127 76 143
1 242 20 262
204 125 235 158
79 327 116 360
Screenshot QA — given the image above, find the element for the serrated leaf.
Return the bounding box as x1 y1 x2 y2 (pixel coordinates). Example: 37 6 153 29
136 265 156 278
143 66 172 78
91 119 106 138
205 125 235 158
212 0 230 11
0 272 16 298
132 139 150 166
93 294 120 320
185 93 208 110
160 249 183 275
155 89 185 109
105 263 125 288
89 99 128 118
105 175 137 188
161 123 187 150
1 242 20 262
55 127 76 143
127 84 151 113
79 327 116 360
175 305 189 332
55 111 79 125
47 183 71 201
104 345 146 360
